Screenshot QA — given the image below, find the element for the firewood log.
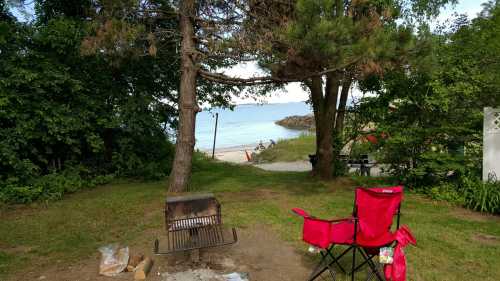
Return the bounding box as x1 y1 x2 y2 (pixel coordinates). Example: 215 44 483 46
134 257 153 280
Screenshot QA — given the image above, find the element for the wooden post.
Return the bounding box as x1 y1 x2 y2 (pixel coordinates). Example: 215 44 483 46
190 249 200 263
212 112 219 159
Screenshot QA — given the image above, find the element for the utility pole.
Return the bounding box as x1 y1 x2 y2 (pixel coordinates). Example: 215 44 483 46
211 113 219 159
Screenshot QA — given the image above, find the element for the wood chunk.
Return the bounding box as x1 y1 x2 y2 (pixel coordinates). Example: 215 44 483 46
126 265 135 272
128 253 145 267
134 257 153 280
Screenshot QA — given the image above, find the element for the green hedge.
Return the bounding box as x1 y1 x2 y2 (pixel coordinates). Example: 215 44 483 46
426 176 500 215
0 168 114 204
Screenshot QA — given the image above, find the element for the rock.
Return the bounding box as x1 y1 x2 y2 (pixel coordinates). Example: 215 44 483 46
275 115 315 130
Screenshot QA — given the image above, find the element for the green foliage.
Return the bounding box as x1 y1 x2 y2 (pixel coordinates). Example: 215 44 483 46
355 3 500 214
254 134 316 163
332 132 348 177
462 178 500 214
349 141 375 160
0 4 179 203
424 175 500 215
426 182 464 204
0 167 114 204
112 132 175 180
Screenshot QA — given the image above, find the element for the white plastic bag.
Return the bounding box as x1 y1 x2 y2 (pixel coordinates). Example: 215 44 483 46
98 244 129 276
223 272 250 281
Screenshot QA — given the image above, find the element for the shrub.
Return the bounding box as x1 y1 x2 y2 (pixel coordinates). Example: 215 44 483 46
112 133 174 180
421 173 500 215
426 183 464 205
0 167 114 204
462 179 500 214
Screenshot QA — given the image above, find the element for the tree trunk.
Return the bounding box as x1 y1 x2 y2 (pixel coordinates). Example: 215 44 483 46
168 0 198 193
309 74 340 179
335 79 352 134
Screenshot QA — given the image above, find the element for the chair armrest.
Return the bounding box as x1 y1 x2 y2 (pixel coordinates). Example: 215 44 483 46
292 208 354 223
325 217 355 223
291 208 310 218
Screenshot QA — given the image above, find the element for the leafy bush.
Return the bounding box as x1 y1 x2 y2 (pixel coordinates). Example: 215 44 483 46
112 132 175 180
426 183 464 204
462 179 500 214
333 158 349 177
422 174 500 215
0 17 177 204
0 168 114 204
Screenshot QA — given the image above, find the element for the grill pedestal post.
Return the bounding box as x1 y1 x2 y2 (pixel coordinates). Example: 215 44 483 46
190 249 200 263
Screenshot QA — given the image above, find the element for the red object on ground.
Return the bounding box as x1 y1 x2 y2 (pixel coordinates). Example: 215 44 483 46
384 225 417 281
366 134 378 144
245 150 251 162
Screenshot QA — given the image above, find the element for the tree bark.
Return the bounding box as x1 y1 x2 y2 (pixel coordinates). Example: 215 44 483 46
168 0 198 193
309 74 340 179
335 78 352 134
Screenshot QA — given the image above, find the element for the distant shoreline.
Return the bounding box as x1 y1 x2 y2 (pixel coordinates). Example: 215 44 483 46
198 141 270 154
200 100 309 110
198 141 271 164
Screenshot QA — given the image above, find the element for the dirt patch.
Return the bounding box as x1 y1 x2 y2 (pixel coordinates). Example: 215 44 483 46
161 269 248 281
451 208 500 223
159 224 310 281
11 225 311 281
0 245 33 255
472 233 500 246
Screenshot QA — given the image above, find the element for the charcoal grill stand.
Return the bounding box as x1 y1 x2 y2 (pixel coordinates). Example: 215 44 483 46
154 193 237 262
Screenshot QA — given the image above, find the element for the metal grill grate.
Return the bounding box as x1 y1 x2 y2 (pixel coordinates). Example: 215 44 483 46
156 223 238 253
154 195 237 255
168 214 221 231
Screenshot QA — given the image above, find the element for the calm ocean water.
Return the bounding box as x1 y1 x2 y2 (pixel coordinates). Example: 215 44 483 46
195 102 312 149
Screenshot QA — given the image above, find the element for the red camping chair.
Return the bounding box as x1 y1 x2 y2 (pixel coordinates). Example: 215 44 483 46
293 186 415 281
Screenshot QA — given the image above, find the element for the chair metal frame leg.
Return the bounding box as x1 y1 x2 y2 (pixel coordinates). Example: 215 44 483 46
307 245 353 281
358 248 384 281
346 247 385 281
351 245 356 281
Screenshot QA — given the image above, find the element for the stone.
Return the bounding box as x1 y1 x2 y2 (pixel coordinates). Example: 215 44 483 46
275 115 315 130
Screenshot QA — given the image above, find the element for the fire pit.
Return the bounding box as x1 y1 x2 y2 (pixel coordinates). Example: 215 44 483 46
154 193 237 260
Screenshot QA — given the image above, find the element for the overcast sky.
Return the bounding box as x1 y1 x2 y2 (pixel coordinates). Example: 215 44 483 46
231 0 490 104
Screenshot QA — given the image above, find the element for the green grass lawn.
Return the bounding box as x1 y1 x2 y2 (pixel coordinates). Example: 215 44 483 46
1 157 500 280
256 134 316 162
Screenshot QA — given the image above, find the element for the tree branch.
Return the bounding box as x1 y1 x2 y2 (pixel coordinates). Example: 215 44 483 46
198 69 292 86
198 56 363 86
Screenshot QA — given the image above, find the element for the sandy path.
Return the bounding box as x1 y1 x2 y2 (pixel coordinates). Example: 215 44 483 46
207 144 387 175
201 143 269 164
206 144 313 172
254 161 311 172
